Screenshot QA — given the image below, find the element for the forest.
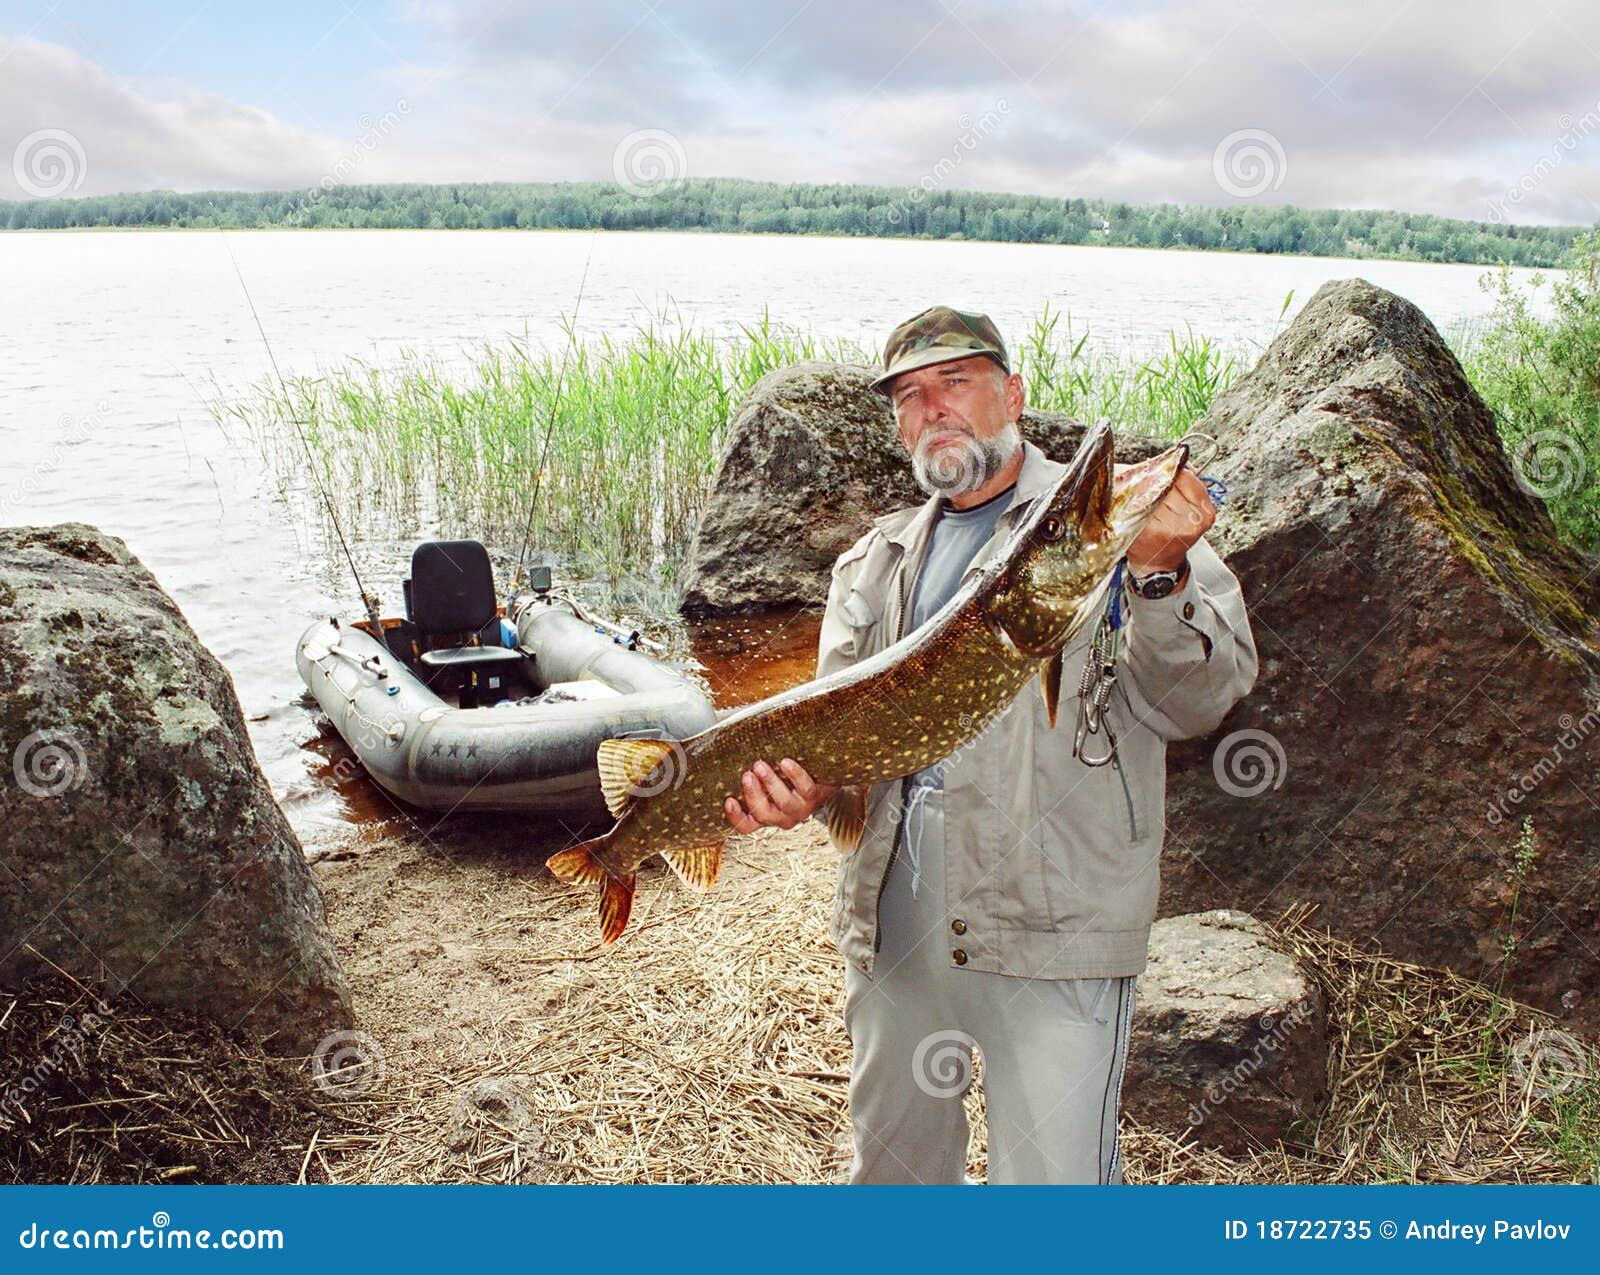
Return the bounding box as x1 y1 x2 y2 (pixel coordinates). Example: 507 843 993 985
1 177 1581 267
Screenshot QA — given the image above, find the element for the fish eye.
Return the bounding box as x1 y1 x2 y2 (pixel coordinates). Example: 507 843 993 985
1040 515 1066 542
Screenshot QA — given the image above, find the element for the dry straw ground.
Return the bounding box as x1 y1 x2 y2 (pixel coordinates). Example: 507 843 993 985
3 819 1594 1185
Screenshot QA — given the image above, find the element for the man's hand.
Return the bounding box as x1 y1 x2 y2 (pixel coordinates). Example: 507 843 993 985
723 757 837 833
1125 462 1215 574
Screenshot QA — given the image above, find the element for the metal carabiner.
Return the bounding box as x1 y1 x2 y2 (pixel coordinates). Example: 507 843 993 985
1073 667 1119 767
1074 712 1119 767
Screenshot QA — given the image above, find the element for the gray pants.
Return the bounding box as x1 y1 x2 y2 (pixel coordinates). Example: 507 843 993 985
842 784 1137 1185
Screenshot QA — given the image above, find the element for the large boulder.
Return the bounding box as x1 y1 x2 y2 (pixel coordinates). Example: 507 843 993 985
679 360 1168 616
1125 910 1328 1154
0 524 352 1054
1161 280 1600 1029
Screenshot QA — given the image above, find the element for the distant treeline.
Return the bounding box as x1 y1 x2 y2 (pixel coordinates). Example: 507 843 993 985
1 178 1582 267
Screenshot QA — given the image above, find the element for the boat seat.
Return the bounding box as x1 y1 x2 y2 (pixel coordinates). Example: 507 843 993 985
405 539 527 702
409 539 502 637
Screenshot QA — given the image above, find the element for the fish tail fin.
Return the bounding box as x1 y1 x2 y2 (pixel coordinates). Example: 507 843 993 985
547 834 637 945
598 872 635 945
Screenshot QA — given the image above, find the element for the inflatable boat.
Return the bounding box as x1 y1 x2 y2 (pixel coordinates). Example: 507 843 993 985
296 539 717 821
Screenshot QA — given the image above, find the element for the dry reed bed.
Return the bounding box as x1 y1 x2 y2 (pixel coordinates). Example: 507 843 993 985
3 830 1593 1184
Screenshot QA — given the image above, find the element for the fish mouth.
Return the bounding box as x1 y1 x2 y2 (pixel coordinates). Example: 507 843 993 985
1109 440 1190 538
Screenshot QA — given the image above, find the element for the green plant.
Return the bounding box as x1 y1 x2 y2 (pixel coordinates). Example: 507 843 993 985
1014 304 1240 437
1461 233 1600 552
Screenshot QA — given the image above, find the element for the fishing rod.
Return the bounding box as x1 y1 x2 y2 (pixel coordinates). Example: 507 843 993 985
225 242 391 653
512 252 592 593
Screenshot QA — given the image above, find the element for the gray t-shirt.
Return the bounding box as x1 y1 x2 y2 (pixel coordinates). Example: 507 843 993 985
906 481 1015 790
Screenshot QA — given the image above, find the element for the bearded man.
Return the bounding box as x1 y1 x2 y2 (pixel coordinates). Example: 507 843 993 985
723 306 1258 1184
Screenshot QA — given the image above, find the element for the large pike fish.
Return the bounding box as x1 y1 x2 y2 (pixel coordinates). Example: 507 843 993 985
548 421 1191 943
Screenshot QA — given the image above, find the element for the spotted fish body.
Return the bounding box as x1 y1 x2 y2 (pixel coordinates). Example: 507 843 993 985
547 422 1190 944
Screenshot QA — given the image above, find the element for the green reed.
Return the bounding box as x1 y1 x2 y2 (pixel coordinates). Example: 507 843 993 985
221 304 1247 603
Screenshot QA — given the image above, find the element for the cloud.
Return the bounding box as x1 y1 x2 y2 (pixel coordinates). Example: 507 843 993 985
0 36 354 197
4 1 1600 225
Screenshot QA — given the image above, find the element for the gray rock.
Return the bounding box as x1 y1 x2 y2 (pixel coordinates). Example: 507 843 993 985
679 359 1169 616
445 1075 561 1180
445 1076 542 1152
1157 279 1600 1030
0 524 352 1054
1125 910 1328 1154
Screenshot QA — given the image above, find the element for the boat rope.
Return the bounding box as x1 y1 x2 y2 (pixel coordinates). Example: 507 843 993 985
225 241 390 652
303 649 404 744
513 252 592 592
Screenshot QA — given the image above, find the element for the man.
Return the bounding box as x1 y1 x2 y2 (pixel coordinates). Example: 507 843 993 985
722 305 1258 1184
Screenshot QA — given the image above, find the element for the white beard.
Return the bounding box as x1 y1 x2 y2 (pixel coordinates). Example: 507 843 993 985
911 420 1022 497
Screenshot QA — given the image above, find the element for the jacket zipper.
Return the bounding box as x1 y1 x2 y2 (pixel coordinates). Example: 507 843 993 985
872 560 915 954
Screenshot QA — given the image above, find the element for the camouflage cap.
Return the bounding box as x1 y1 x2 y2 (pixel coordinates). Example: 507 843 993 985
871 304 1010 397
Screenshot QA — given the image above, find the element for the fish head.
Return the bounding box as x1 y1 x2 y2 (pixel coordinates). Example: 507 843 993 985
983 421 1190 658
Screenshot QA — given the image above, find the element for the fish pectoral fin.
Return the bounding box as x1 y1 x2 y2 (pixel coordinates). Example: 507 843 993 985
547 837 608 886
599 873 636 945
1040 648 1065 728
596 737 684 818
819 784 868 855
986 614 1023 655
660 841 724 893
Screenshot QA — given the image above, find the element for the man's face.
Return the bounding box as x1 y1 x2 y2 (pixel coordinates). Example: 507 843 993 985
888 355 1024 496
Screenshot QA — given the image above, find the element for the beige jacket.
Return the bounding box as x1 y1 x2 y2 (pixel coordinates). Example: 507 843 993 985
817 439 1258 979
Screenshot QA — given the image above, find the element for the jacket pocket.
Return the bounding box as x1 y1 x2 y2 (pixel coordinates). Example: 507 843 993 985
1056 976 1115 1026
834 584 883 665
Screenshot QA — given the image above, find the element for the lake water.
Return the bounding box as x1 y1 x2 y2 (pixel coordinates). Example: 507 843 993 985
0 228 1549 839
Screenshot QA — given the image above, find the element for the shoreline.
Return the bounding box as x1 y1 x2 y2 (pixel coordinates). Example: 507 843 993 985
0 222 1562 274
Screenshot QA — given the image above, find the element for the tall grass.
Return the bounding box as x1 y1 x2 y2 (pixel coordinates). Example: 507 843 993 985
1456 234 1600 554
220 307 1240 609
222 270 1596 617
1015 300 1250 435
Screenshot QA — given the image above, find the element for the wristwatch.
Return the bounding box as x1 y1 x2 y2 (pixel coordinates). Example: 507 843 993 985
1127 557 1188 599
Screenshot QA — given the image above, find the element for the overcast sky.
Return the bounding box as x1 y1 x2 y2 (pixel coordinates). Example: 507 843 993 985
2 0 1598 225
